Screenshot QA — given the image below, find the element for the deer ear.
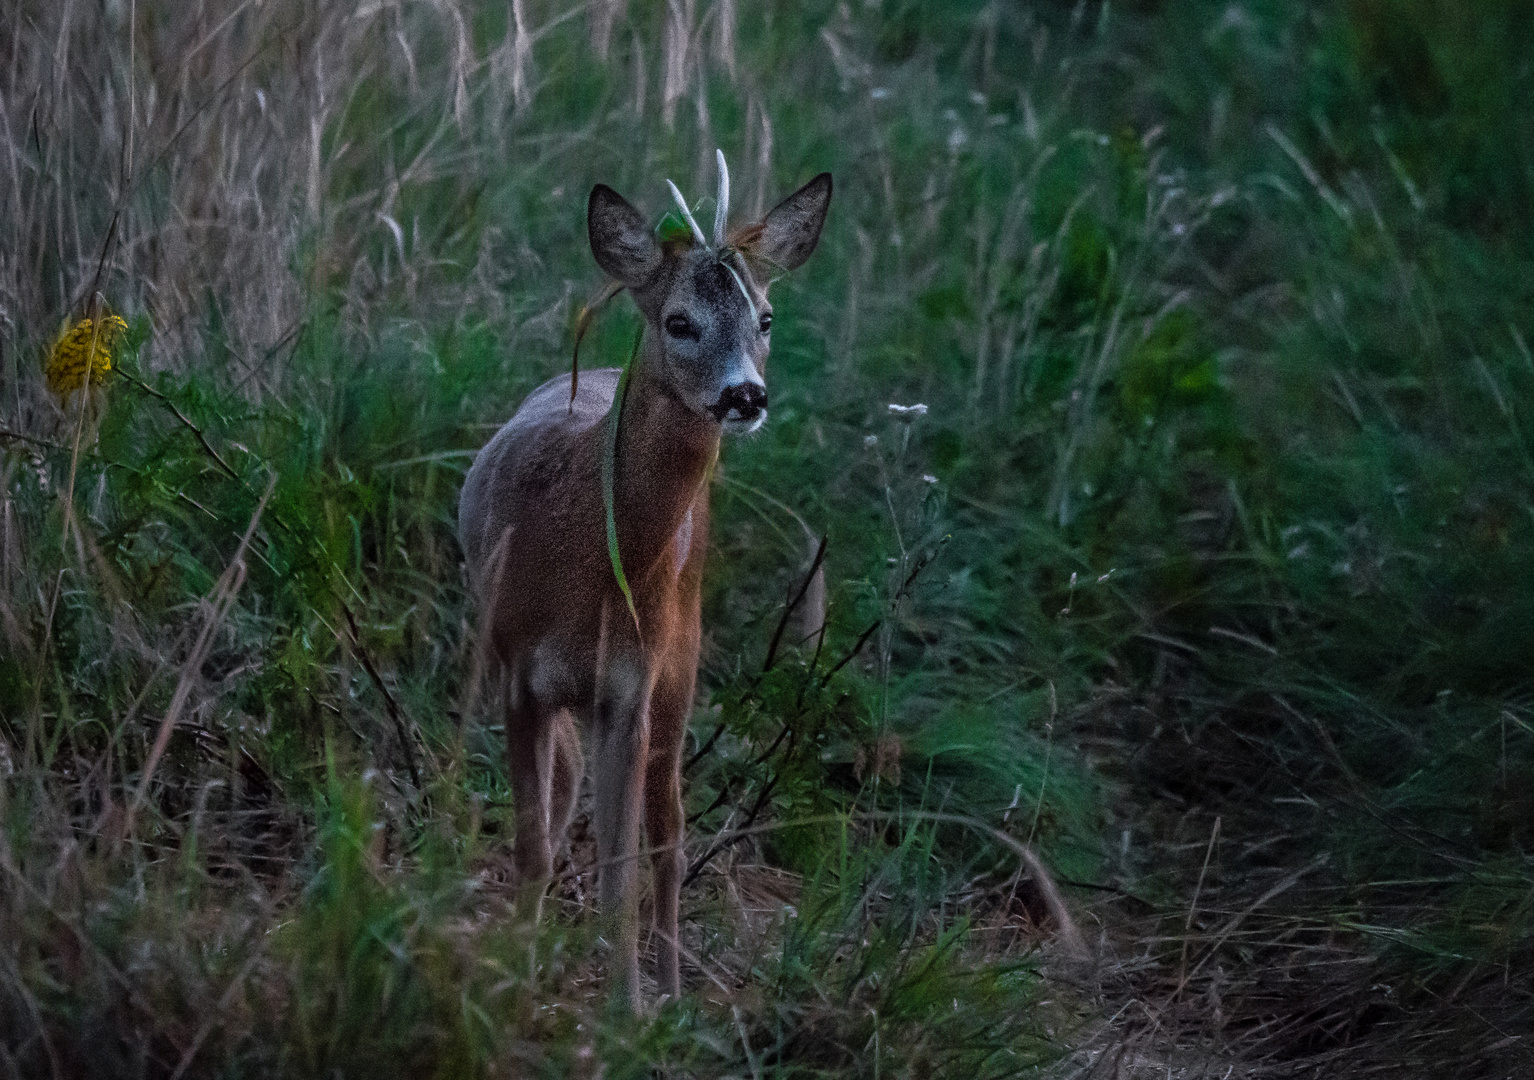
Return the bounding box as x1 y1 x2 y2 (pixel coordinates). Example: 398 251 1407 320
749 172 832 272
588 184 662 286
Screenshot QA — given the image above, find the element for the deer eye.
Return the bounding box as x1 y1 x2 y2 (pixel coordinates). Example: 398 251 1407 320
664 313 697 339
758 313 773 334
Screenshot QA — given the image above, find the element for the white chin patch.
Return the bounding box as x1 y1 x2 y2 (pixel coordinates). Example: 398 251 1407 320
721 410 767 435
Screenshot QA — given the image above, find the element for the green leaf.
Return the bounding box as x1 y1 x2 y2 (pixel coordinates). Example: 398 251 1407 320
603 330 644 635
655 210 696 245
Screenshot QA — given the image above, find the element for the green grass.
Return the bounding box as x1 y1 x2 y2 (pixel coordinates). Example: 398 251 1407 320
2 0 1531 1075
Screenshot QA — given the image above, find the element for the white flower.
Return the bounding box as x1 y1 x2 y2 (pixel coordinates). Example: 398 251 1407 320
887 403 928 421
864 434 879 448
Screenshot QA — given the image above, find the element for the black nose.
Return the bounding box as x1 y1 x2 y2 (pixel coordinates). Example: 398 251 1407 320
710 382 768 422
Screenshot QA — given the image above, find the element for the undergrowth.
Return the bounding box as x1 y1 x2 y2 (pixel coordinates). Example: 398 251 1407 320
1 1 1530 1076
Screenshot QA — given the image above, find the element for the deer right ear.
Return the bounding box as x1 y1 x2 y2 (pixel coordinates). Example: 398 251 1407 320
588 184 662 287
748 172 833 273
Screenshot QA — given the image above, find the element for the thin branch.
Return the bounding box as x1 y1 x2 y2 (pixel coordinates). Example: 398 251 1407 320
118 370 241 481
341 602 424 793
0 427 65 451
129 476 274 821
762 532 827 674
820 619 880 686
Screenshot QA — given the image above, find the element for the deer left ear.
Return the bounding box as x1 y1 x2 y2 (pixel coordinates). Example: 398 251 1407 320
748 172 832 273
589 184 663 287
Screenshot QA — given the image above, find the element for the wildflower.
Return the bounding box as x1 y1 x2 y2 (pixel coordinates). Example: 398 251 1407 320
887 402 928 421
45 314 127 398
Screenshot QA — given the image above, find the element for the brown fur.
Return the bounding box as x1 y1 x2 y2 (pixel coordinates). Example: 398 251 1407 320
459 360 712 1009
458 171 830 1011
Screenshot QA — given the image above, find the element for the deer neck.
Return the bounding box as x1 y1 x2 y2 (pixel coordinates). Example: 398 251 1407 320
610 338 719 581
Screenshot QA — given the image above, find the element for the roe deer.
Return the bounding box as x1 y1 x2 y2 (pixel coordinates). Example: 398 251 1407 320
458 154 831 1011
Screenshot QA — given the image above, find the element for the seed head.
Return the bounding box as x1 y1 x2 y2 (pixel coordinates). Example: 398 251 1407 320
887 402 928 422
45 314 127 398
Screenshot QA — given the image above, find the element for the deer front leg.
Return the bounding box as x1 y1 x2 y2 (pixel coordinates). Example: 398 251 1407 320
644 663 694 1000
591 669 652 1014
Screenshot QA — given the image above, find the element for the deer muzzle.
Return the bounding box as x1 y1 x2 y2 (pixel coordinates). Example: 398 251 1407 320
711 381 768 430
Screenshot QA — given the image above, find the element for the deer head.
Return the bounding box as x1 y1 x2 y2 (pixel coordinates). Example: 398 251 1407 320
587 154 832 434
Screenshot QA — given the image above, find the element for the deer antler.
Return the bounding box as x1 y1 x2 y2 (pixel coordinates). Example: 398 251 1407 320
666 153 758 319
713 148 730 249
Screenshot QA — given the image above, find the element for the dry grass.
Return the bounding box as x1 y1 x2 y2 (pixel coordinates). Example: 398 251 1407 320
2 1 1531 1077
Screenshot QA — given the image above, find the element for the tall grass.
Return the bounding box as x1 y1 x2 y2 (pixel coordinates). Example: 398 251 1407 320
2 0 1531 1076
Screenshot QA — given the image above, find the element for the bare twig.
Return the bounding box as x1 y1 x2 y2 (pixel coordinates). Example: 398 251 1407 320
118 369 241 481
340 602 425 793
761 532 827 674
129 475 274 822
0 427 65 451
819 618 880 686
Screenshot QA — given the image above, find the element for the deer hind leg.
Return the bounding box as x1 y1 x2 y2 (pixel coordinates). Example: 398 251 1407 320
504 666 555 922
548 708 584 863
589 668 652 1014
644 661 694 1000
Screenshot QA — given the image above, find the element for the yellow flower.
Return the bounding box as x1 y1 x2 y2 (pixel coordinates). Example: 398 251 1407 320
45 314 127 398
